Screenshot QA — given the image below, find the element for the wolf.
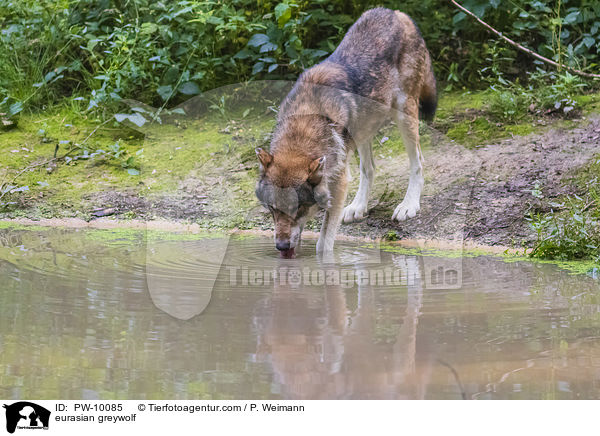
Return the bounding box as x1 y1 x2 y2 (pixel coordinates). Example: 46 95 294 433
255 7 436 258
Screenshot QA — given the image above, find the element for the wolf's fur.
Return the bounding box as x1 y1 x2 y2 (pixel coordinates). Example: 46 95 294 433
255 8 437 257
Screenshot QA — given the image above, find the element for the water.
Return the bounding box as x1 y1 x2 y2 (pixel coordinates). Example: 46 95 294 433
1 226 600 400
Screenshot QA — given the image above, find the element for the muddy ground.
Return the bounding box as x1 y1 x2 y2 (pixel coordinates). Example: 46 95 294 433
75 116 600 247
346 114 600 247
1 103 599 249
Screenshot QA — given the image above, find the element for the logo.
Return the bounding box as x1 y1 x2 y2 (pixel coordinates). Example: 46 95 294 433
2 402 50 434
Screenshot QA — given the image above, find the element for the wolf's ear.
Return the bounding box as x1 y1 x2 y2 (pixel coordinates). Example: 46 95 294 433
256 148 273 169
308 156 325 184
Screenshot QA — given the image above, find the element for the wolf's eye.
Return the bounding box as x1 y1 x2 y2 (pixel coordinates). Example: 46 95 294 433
295 182 317 206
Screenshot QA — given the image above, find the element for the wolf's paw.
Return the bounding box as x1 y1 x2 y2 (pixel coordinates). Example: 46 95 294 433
316 237 334 254
392 201 420 222
342 202 368 223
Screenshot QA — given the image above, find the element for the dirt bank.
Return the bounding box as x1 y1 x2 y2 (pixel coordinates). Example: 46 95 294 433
343 114 600 247
1 99 599 249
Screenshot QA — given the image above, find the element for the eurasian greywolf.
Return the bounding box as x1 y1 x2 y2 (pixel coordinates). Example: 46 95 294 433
255 8 436 258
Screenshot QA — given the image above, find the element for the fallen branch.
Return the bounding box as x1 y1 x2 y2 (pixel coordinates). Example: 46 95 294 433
581 199 597 213
450 0 600 79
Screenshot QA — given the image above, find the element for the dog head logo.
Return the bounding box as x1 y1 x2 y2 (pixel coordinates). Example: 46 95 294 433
3 402 50 434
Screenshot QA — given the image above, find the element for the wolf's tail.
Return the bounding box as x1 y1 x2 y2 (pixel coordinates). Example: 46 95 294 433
419 51 437 122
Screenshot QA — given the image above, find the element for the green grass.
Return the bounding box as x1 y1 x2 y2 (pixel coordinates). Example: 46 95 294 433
526 157 600 264
0 109 145 218
0 105 276 226
433 79 600 149
430 89 541 148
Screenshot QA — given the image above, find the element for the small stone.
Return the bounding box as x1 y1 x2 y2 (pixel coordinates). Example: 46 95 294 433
91 207 116 217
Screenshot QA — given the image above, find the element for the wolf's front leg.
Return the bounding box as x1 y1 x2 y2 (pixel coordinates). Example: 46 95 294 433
317 172 349 257
393 99 424 221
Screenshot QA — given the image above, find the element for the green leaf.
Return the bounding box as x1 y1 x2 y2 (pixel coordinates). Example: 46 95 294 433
233 48 252 59
259 42 278 53
157 85 173 101
307 49 328 58
583 36 595 48
252 62 265 75
453 12 466 24
127 113 147 127
140 22 158 35
8 101 23 117
44 71 56 82
563 11 579 24
275 3 292 27
178 81 200 95
247 33 269 47
127 168 140 176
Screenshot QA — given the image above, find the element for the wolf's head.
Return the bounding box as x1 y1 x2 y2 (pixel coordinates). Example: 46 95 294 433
255 148 330 258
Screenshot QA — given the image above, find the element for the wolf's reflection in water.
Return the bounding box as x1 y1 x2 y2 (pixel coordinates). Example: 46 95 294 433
252 254 438 399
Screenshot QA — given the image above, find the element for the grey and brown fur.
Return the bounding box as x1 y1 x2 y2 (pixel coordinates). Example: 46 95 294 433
256 8 437 258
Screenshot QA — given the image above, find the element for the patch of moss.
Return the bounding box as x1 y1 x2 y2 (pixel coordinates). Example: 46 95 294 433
444 113 536 148
435 89 600 148
446 117 496 146
0 107 277 227
575 92 600 114
505 123 536 136
0 109 145 218
436 90 487 117
502 252 599 276
375 240 597 276
376 243 491 259
574 153 600 187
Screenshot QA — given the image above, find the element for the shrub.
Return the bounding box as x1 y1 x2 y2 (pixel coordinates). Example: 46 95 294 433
527 182 600 263
0 0 598 116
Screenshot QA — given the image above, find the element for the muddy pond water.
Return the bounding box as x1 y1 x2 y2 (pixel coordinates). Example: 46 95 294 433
1 225 600 400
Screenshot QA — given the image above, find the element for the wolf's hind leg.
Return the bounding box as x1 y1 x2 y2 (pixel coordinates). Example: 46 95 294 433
392 98 424 222
342 142 375 223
